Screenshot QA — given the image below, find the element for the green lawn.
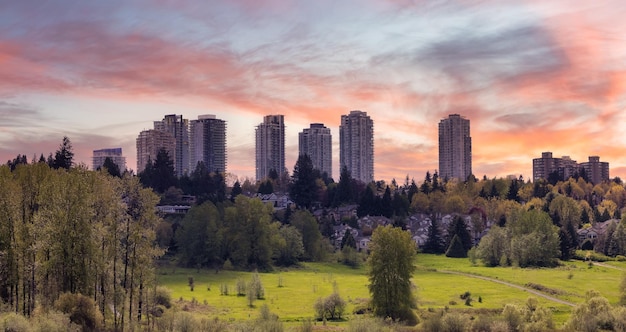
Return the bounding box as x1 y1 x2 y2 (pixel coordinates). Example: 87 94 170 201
157 254 626 328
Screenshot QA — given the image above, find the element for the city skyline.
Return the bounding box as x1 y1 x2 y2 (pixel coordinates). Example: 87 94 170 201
2 1 626 183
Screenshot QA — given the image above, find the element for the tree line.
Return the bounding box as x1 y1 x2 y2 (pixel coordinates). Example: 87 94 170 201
1 138 163 331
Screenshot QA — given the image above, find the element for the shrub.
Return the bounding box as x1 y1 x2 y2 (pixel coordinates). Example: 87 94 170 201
1 312 31 332
198 317 229 332
347 317 395 332
471 314 493 332
220 283 229 296
174 311 198 332
250 272 265 299
420 312 444 332
223 259 234 270
341 246 361 268
502 304 523 332
299 318 313 332
154 286 172 309
188 276 194 291
442 312 470 332
490 320 510 332
236 278 247 296
54 292 103 331
32 309 80 332
257 304 283 332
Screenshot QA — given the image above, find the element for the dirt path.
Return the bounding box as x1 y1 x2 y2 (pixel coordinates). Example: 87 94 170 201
438 270 576 307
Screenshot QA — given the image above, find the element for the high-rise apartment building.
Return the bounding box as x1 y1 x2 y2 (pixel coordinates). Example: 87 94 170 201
438 114 472 181
189 114 227 173
581 156 609 184
154 114 190 177
299 123 332 179
92 148 126 172
255 115 285 181
532 152 562 181
136 129 176 174
532 152 609 183
339 110 374 183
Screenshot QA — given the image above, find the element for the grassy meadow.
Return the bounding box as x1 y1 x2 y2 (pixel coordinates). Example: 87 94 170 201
157 254 626 329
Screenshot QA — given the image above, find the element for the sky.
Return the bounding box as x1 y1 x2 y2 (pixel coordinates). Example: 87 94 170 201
1 0 626 184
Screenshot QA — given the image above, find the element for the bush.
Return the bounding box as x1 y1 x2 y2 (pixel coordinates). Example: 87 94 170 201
154 286 172 309
442 312 470 332
347 317 397 332
174 311 198 332
299 318 313 332
1 312 31 332
54 292 103 331
471 314 493 332
314 292 346 321
257 304 283 332
574 250 612 262
236 278 247 296
490 320 510 332
220 283 229 296
420 312 444 332
502 304 523 332
250 272 265 299
32 309 80 332
198 317 229 332
341 246 361 268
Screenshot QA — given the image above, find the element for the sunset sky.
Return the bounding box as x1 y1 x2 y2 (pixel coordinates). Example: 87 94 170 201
1 0 626 183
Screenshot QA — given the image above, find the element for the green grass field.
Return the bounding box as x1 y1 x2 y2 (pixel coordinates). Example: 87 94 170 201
157 254 626 329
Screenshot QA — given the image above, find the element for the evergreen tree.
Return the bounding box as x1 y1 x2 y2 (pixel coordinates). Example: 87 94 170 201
392 192 409 218
231 181 242 202
99 157 121 177
432 171 441 192
52 136 74 170
381 187 393 218
581 209 590 224
152 148 177 192
357 185 376 217
333 166 354 206
289 154 318 209
422 218 445 254
507 179 519 201
258 180 274 194
445 234 467 258
446 215 472 254
407 179 418 203
421 171 432 194
341 230 357 249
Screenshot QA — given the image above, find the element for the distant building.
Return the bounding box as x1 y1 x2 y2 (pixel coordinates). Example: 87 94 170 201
581 156 609 184
340 110 374 183
532 152 609 183
255 115 285 181
438 114 472 181
299 123 332 179
154 114 190 177
92 148 126 172
532 152 561 181
136 129 176 174
189 114 227 173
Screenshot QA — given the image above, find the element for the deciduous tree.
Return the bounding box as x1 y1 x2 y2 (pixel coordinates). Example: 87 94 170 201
368 225 417 323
